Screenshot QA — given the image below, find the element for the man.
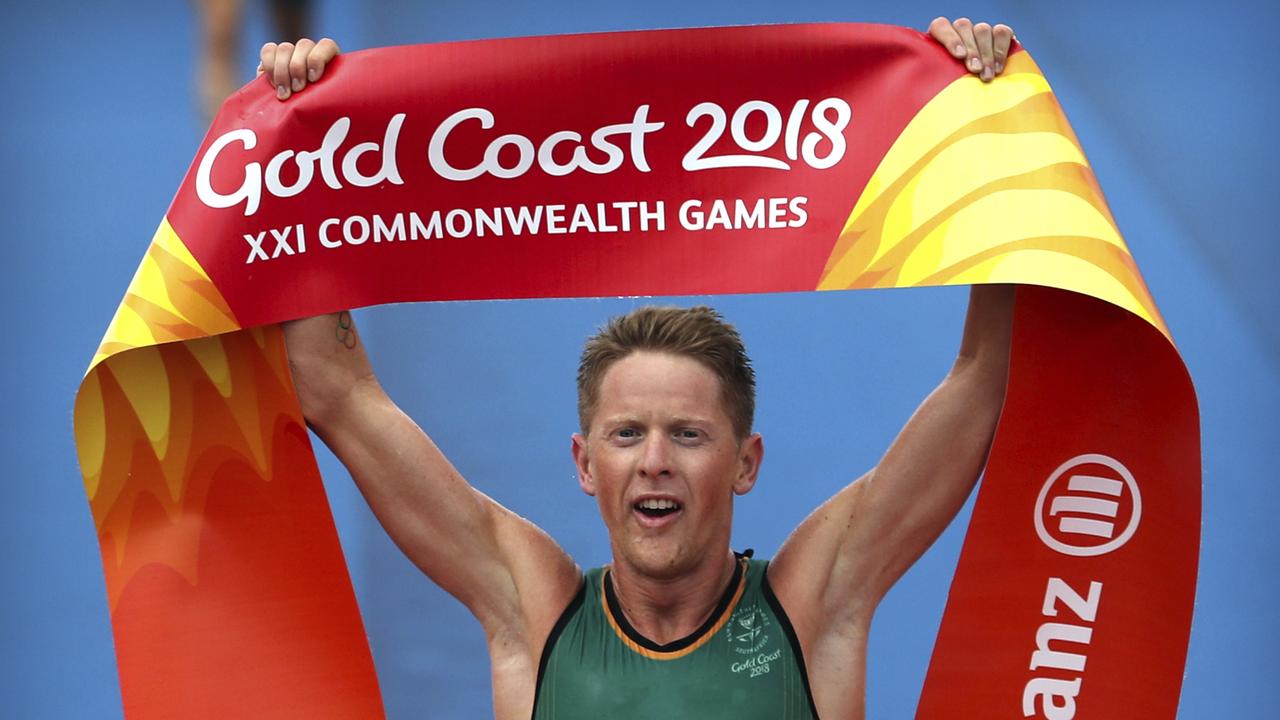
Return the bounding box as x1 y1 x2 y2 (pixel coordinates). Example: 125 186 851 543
269 18 1016 719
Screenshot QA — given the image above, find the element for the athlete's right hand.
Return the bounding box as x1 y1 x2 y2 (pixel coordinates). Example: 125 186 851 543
258 38 342 101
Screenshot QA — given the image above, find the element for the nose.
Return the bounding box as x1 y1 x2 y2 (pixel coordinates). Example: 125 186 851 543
637 434 673 478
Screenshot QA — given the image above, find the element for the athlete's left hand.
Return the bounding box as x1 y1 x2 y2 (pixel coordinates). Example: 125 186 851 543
928 17 1014 82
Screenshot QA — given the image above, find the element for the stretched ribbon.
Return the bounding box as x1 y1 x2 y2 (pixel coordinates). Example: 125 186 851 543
74 23 1199 718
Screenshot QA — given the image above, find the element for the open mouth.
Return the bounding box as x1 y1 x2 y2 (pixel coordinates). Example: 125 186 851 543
634 498 682 519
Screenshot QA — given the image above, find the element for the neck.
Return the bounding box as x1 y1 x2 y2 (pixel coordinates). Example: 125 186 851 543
608 548 739 645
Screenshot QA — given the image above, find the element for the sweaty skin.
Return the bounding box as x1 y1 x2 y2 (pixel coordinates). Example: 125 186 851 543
572 351 763 644
274 17 1016 719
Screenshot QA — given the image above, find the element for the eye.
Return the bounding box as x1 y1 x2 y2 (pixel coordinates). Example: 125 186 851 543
615 427 641 440
674 428 703 442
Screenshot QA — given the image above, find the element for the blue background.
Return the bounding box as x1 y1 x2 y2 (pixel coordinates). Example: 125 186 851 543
3 1 1276 717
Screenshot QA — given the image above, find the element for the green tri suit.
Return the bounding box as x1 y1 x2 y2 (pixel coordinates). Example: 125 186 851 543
531 551 819 719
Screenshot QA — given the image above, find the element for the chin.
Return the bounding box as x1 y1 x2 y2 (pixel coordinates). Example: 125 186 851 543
621 537 693 579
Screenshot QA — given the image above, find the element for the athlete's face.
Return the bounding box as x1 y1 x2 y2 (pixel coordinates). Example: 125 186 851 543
572 351 762 580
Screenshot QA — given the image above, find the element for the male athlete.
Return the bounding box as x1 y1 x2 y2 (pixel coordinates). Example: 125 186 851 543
266 18 1016 719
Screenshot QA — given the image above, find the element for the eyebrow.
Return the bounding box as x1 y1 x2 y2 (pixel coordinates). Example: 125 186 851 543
598 415 715 429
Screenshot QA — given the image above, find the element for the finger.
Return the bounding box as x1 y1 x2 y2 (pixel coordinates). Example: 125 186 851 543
928 17 967 59
974 22 995 82
289 38 316 93
258 42 277 77
272 42 294 99
992 24 1014 74
952 17 983 76
307 38 341 83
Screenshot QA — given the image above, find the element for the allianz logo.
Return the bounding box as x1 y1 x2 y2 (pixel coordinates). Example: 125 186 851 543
1034 453 1142 557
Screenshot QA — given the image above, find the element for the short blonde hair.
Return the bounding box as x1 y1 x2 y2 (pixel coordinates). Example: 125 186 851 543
577 306 755 439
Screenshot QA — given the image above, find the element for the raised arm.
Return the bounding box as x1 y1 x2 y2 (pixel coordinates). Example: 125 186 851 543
284 313 580 660
768 285 1014 713
771 13 1018 614
260 36 582 638
774 286 1013 601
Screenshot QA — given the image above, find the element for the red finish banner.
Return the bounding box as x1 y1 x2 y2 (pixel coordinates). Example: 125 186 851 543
74 23 1199 718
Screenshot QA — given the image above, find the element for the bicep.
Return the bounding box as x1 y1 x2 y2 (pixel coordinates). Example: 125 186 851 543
314 387 579 633
770 471 877 630
857 366 1004 586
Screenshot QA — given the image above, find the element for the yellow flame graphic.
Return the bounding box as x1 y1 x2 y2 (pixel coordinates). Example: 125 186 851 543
819 52 1167 339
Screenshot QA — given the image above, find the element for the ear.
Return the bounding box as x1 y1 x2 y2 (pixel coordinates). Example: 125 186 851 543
732 432 764 496
572 433 596 496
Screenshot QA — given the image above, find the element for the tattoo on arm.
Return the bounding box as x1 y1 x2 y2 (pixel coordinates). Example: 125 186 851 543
335 310 357 349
